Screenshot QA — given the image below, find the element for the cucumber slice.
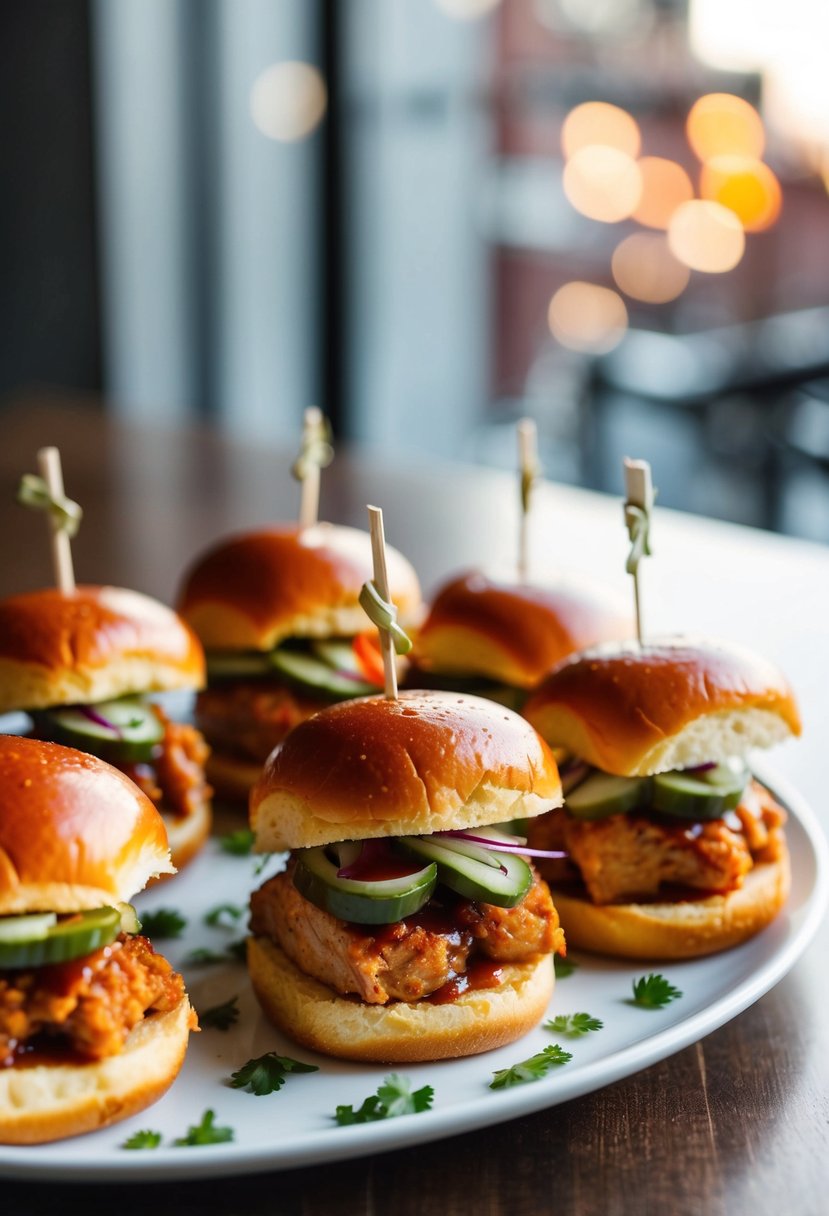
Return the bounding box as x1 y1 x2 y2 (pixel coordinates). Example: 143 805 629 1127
0 907 122 969
0 913 56 944
396 835 532 908
651 766 748 821
206 651 272 680
38 697 164 763
566 772 649 820
269 648 379 699
293 848 437 924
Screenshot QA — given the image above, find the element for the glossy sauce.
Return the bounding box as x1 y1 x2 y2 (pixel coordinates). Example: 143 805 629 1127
427 960 505 1005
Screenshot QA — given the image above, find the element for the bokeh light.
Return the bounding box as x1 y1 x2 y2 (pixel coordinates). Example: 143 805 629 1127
699 156 782 232
632 157 694 229
250 62 327 142
686 93 765 162
563 146 643 223
611 233 691 303
548 282 628 354
668 200 746 273
433 0 501 17
562 102 641 160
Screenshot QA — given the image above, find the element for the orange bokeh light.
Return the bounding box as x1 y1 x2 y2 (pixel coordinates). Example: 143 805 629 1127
632 157 695 230
548 282 628 354
563 146 643 223
562 102 641 160
611 233 691 304
686 93 765 162
668 200 745 273
700 156 782 232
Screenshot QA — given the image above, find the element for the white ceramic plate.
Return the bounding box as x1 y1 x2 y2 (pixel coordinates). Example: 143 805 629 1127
0 761 825 1181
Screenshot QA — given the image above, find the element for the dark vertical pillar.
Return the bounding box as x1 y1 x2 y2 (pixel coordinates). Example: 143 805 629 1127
320 0 344 435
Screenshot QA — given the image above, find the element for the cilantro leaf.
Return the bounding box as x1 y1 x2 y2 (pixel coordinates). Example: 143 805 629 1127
253 852 274 877
631 973 683 1009
121 1129 161 1150
335 1074 434 1125
219 828 255 856
490 1044 573 1090
204 903 244 929
554 955 578 979
183 947 227 967
200 995 240 1031
543 1012 603 1038
226 938 248 962
138 908 187 939
229 1051 319 1096
173 1109 234 1147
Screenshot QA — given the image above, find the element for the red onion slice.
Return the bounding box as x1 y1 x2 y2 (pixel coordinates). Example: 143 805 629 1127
77 704 122 737
436 830 568 861
686 762 717 773
336 839 425 881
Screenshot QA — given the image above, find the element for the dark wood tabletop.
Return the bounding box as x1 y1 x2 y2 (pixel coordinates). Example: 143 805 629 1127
2 395 828 1216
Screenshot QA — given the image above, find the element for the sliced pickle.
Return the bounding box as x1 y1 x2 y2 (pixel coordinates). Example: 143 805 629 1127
651 764 749 821
293 847 437 924
565 773 649 820
269 648 379 699
36 697 164 763
0 907 122 969
396 835 532 908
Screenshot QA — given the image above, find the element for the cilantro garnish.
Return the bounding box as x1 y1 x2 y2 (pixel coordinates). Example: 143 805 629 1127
225 938 248 962
183 947 227 967
121 1129 161 1150
219 828 255 856
229 1052 319 1096
138 908 187 939
200 995 240 1031
554 955 578 979
630 973 683 1009
173 1109 234 1147
489 1044 573 1089
253 852 274 877
544 1012 603 1038
205 903 244 929
335 1074 434 1125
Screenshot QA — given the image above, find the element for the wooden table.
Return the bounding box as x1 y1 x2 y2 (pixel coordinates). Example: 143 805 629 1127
2 397 829 1215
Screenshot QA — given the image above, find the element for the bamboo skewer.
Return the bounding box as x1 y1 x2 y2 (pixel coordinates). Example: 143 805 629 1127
37 447 77 594
623 457 655 646
517 418 538 583
366 505 398 700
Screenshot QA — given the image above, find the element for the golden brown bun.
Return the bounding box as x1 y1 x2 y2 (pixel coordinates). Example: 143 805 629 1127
548 851 790 960
0 736 175 913
248 936 554 1062
155 798 213 878
413 570 634 689
0 586 205 713
251 691 562 851
525 636 801 776
177 523 422 651
0 997 194 1144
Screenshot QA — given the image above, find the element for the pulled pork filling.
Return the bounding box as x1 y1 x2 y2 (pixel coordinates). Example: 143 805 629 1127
527 778 786 905
195 680 327 764
250 860 565 1005
0 934 186 1066
121 706 210 819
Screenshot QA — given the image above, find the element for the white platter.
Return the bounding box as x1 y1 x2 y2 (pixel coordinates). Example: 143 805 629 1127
0 761 825 1182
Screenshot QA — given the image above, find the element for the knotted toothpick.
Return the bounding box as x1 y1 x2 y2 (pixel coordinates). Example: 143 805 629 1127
623 457 656 645
517 418 539 583
17 447 82 594
359 506 412 700
292 407 334 530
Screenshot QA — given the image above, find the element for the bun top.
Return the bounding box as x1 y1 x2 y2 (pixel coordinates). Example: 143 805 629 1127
0 586 206 713
0 735 174 914
524 636 801 776
252 690 562 851
177 523 422 651
412 570 634 689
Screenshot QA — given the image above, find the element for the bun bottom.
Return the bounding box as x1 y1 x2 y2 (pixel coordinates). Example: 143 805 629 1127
248 936 555 1063
152 799 212 880
205 751 264 804
550 851 791 960
0 997 195 1145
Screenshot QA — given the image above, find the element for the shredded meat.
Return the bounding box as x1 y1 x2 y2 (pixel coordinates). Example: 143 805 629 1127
121 706 211 819
250 861 565 1004
0 934 186 1066
195 680 326 763
527 778 787 904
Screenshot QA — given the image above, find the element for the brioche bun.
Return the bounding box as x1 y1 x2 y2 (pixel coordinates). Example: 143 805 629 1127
248 936 554 1063
0 997 195 1145
548 851 791 959
251 691 562 851
413 570 633 689
177 523 422 651
0 736 175 913
0 586 205 713
525 636 801 776
155 799 212 880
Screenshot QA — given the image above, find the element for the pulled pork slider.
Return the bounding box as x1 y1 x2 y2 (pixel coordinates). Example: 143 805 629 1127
248 691 566 1063
408 570 633 711
0 736 195 1144
177 523 422 802
0 586 212 872
523 637 801 959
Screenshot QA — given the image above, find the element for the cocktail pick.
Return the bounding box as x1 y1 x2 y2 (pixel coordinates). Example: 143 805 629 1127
359 505 412 701
16 447 82 594
623 457 656 645
292 407 334 529
517 417 540 583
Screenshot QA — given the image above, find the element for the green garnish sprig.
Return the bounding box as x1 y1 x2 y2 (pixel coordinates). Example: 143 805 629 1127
630 973 683 1009
219 828 255 855
200 995 240 1031
554 955 578 979
173 1109 234 1147
490 1044 573 1089
121 1129 162 1150
229 1052 319 1096
335 1074 434 1125
204 903 244 929
544 1012 603 1038
138 908 188 939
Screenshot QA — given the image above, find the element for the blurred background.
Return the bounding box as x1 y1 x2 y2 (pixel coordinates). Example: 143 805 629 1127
3 0 829 540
